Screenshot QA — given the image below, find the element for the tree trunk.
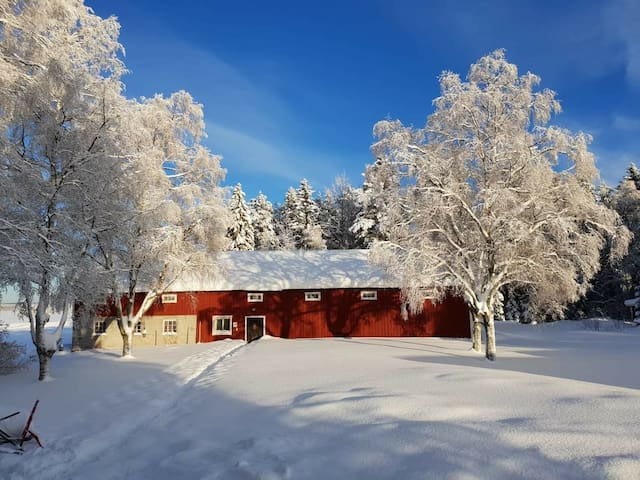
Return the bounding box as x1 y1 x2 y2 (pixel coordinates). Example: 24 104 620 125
471 315 482 352
34 294 50 381
121 330 133 357
484 315 497 361
37 348 54 381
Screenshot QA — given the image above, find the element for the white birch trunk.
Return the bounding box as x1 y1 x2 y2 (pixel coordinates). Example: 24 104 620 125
484 313 497 361
471 316 483 352
121 323 133 357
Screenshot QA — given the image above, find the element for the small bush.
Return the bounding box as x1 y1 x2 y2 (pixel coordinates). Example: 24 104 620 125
0 324 30 375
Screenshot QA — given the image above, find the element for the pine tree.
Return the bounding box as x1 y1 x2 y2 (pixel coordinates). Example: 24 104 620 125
277 180 326 249
277 187 300 249
296 179 326 249
320 175 363 249
351 158 396 246
503 286 532 323
297 179 320 230
569 169 640 320
250 193 278 250
626 163 640 191
227 183 254 251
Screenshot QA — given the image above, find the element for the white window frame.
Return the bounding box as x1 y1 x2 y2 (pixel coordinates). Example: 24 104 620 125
93 320 106 335
361 290 378 301
163 319 178 335
133 321 145 336
304 291 321 301
161 293 178 304
212 315 233 335
247 292 264 303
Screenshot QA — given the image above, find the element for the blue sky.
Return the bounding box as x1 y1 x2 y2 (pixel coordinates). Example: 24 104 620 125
87 0 640 204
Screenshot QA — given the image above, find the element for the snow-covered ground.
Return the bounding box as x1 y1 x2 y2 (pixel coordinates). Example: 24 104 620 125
1 321 639 479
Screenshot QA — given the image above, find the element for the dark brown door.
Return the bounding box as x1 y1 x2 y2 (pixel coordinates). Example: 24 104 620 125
246 316 265 343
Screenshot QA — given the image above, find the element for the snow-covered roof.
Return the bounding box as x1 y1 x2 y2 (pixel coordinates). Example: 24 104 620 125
167 249 397 292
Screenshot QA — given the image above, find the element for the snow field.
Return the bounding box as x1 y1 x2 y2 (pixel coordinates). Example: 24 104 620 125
1 322 639 479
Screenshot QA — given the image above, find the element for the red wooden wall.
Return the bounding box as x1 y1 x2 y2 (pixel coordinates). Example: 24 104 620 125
187 288 470 342
98 289 470 341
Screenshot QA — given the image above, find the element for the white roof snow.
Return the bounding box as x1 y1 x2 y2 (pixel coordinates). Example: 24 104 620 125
168 249 396 292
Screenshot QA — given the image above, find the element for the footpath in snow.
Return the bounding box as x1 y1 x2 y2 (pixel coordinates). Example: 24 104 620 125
0 339 244 479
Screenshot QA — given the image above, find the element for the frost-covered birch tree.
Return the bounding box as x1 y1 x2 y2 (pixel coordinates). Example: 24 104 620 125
0 0 124 379
86 92 228 357
227 183 254 251
370 50 630 360
250 193 278 250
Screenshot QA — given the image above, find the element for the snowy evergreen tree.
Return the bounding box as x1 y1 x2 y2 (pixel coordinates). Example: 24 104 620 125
250 193 278 250
277 187 300 249
626 163 640 191
351 157 397 246
503 286 533 323
301 225 327 250
320 175 363 249
296 179 326 250
570 172 640 320
227 184 255 251
277 180 326 249
297 180 320 229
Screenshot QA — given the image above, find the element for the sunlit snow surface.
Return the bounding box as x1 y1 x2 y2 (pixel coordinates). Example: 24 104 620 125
1 321 639 479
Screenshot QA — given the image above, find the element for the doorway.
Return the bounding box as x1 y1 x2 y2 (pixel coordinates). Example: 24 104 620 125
245 316 265 343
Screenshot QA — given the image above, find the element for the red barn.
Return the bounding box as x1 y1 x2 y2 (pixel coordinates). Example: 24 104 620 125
74 250 470 349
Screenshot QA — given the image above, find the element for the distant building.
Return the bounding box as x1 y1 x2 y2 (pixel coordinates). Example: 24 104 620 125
73 250 470 350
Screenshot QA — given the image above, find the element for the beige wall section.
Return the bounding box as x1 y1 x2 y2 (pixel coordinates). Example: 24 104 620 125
75 315 197 350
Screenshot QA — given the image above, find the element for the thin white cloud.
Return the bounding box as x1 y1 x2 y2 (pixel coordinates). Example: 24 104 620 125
123 30 292 136
607 0 640 88
205 122 353 192
205 122 303 182
122 24 340 189
613 114 640 131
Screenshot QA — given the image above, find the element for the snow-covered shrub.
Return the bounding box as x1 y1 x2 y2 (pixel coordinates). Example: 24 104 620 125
0 324 30 375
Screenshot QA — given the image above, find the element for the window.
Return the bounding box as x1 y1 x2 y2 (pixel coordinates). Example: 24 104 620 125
163 319 178 335
247 292 263 302
134 321 145 335
94 320 106 335
305 291 321 301
161 293 177 304
361 290 378 301
213 315 232 335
